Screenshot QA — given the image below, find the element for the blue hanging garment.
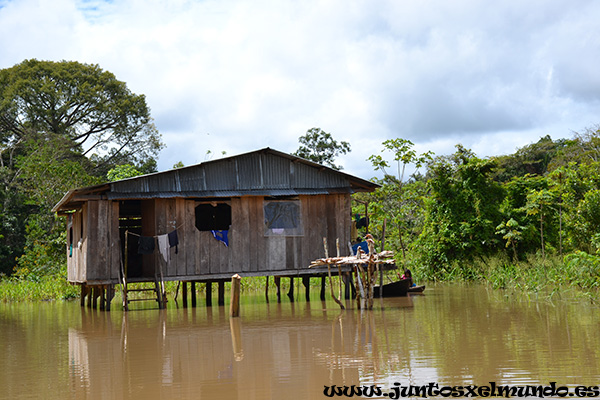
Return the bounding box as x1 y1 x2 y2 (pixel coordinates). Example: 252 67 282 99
211 230 229 247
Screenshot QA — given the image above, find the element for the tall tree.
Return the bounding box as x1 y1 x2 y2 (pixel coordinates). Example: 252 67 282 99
293 127 350 170
0 59 163 275
0 59 163 175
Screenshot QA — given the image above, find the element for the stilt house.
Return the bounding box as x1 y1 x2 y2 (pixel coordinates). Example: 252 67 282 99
52 148 379 306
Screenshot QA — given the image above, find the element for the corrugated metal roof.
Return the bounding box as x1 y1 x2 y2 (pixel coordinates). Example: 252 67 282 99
53 148 378 213
105 188 342 200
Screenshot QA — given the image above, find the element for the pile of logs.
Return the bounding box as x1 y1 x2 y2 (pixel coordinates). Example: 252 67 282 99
310 235 395 310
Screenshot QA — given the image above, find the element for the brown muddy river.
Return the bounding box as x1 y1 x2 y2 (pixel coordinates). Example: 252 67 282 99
1 284 600 399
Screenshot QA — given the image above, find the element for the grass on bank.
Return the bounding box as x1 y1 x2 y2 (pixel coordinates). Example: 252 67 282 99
2 251 599 303
407 250 600 302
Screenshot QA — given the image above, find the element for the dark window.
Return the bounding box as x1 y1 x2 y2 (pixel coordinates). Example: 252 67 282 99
195 203 231 231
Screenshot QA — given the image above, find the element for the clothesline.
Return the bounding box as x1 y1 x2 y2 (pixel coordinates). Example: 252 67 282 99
125 219 187 238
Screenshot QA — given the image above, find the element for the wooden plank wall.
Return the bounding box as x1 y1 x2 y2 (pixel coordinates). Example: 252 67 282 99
67 208 85 283
84 200 122 282
155 194 351 278
69 194 352 283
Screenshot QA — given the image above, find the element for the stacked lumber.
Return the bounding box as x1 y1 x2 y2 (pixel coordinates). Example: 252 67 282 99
309 250 395 268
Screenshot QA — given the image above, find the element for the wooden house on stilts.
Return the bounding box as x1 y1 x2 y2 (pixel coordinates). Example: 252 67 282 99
52 148 380 310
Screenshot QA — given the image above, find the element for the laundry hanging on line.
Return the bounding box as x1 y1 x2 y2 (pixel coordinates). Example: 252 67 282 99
211 230 229 247
135 229 180 256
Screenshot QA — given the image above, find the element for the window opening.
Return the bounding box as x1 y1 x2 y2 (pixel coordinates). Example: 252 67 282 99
264 200 303 236
195 202 231 231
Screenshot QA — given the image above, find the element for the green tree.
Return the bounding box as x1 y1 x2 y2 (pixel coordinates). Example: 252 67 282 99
0 59 164 276
0 59 163 176
495 218 524 260
367 138 433 259
293 127 350 170
524 188 556 259
419 146 504 271
106 164 142 181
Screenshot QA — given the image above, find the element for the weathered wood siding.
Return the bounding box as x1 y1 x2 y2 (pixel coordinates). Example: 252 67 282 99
147 194 351 280
67 208 85 282
68 200 121 283
68 194 351 283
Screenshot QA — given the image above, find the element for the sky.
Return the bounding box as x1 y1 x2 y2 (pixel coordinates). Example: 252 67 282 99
1 0 600 180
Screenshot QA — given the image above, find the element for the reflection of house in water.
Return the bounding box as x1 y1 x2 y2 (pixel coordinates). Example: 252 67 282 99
53 148 381 310
69 305 408 399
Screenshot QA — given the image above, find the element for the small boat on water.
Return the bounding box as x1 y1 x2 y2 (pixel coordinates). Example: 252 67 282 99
373 278 411 297
408 284 426 294
372 279 426 297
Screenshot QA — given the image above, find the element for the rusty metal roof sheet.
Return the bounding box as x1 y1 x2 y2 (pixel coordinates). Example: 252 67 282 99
53 148 378 213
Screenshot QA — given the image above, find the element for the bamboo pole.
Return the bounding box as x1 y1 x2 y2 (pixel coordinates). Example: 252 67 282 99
336 238 343 302
323 237 345 310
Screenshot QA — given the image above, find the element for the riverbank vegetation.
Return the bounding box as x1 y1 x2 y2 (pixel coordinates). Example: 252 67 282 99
356 131 600 301
1 59 600 303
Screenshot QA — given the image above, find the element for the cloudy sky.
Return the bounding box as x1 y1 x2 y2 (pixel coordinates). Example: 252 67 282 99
1 0 600 179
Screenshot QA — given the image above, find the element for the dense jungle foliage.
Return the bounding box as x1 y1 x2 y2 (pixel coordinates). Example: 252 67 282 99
354 130 600 298
0 59 163 291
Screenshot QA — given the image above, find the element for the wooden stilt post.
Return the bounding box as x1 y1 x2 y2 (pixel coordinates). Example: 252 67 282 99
230 274 241 317
100 286 106 311
206 281 213 306
191 281 197 307
265 276 269 303
320 276 326 301
106 285 114 311
343 272 351 299
218 281 225 306
92 286 100 309
182 281 188 308
80 284 88 307
275 276 281 303
323 237 344 310
287 277 294 302
302 276 310 302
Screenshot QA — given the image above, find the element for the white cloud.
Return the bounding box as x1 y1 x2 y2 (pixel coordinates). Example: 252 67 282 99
2 0 600 180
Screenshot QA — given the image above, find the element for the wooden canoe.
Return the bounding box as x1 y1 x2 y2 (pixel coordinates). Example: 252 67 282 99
372 278 412 297
408 284 426 294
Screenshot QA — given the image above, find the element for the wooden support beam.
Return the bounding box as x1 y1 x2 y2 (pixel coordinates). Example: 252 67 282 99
92 286 100 309
218 281 225 306
320 276 326 301
206 281 212 307
100 286 106 311
230 274 241 317
106 285 115 311
80 284 88 307
287 277 294 302
302 276 310 302
191 281 197 308
182 281 188 308
275 276 281 303
265 276 269 303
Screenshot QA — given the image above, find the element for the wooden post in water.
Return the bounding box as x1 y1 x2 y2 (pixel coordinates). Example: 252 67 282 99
275 276 281 303
182 281 188 308
265 276 269 303
323 237 345 310
230 274 241 317
206 281 212 306
287 277 294 302
218 281 225 306
302 276 310 302
191 281 197 307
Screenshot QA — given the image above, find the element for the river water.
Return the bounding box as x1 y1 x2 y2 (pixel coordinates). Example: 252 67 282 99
1 284 599 399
